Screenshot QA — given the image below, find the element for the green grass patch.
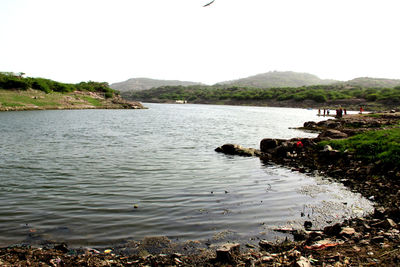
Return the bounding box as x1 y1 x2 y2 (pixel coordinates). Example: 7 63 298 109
319 128 400 166
81 96 102 107
0 90 62 107
1 102 24 107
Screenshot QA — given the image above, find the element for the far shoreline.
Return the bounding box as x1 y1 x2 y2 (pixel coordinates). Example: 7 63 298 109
134 98 393 112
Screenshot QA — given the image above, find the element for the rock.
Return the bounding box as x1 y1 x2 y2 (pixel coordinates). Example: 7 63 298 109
304 221 312 230
260 138 279 151
371 236 385 244
259 240 273 250
303 121 317 128
323 145 333 152
326 121 341 129
245 243 255 249
318 129 348 140
216 243 240 263
288 250 301 259
293 230 308 241
372 219 398 230
215 144 261 157
324 223 342 236
340 227 356 237
308 231 323 241
54 243 69 253
276 145 289 157
261 256 274 262
296 256 312 267
319 145 341 159
215 144 238 154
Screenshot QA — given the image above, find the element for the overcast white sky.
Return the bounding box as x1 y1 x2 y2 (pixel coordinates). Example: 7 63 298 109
1 0 399 85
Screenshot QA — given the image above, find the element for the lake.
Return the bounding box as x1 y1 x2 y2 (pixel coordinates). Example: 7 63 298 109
0 103 373 247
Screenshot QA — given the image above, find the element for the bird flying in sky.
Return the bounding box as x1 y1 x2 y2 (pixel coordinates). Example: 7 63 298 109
203 0 215 7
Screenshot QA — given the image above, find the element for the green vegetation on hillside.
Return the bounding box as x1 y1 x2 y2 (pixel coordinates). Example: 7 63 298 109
123 84 400 105
320 128 400 168
218 71 337 88
110 77 203 92
0 72 146 111
0 72 118 98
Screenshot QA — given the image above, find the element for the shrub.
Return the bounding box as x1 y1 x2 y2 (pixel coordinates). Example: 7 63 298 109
104 91 113 99
310 94 327 103
31 78 52 93
366 93 378 101
0 74 30 90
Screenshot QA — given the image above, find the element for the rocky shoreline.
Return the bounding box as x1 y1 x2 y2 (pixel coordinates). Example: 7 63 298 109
214 112 400 265
0 90 146 111
1 112 400 266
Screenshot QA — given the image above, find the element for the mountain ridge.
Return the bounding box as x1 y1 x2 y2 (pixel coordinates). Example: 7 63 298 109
216 71 338 88
110 77 204 92
111 71 400 92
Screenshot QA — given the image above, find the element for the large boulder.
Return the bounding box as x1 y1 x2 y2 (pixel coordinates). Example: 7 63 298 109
216 243 240 263
215 144 261 157
260 138 279 151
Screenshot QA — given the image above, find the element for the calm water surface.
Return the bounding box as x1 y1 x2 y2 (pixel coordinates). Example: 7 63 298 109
0 104 372 247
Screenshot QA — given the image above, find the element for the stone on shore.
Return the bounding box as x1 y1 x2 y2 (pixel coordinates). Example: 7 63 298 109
296 256 312 267
340 227 356 237
215 243 240 263
318 129 348 140
259 240 274 250
260 138 280 151
215 144 262 156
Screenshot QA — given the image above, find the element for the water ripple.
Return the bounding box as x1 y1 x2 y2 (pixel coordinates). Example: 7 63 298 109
0 105 373 246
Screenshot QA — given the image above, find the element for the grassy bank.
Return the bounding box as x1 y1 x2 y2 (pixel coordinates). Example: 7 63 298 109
0 89 143 111
0 72 145 110
320 128 400 169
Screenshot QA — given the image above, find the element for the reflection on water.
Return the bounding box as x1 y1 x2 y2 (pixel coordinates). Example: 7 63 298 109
0 104 373 246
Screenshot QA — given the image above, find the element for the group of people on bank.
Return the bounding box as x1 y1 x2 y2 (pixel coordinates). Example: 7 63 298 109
318 106 365 118
318 108 347 117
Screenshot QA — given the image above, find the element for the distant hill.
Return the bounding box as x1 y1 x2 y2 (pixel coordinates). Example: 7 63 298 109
110 78 203 92
216 71 338 88
112 72 400 94
339 77 400 88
